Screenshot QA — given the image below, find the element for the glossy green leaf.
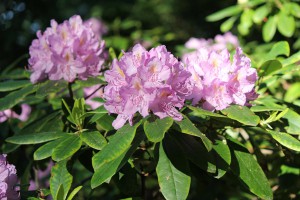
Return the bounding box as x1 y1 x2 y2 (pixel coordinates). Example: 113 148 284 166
220 16 237 32
50 160 73 200
228 138 273 200
282 51 300 67
267 130 300 151
221 105 260 126
283 110 300 135
80 131 107 150
212 139 231 178
259 60 282 76
66 186 83 200
289 2 300 18
206 5 242 22
92 121 142 170
0 84 36 111
52 135 82 161
36 80 67 98
262 16 277 42
34 138 64 160
144 116 173 142
91 131 144 188
284 83 300 103
187 105 226 118
156 143 191 200
238 9 254 36
266 41 290 60
277 12 295 37
56 184 65 200
6 131 66 144
174 114 212 151
96 114 115 131
253 5 269 23
0 80 30 92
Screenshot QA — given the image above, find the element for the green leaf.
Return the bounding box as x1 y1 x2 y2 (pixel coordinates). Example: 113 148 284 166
156 143 191 200
92 121 142 170
284 83 300 103
109 47 117 59
76 77 106 87
36 80 67 98
238 9 254 36
220 16 237 32
253 5 269 23
277 12 295 37
144 116 173 142
50 160 73 200
282 51 300 67
80 131 107 150
221 105 260 126
283 110 300 135
91 131 144 188
206 5 242 22
72 98 86 126
228 138 273 200
52 135 82 161
212 139 231 178
0 84 36 111
289 2 300 18
56 184 65 200
174 114 212 151
267 130 300 151
266 41 290 60
6 131 66 144
259 60 282 76
187 105 226 118
66 186 83 200
262 15 277 42
96 114 115 131
34 138 64 160
0 80 31 92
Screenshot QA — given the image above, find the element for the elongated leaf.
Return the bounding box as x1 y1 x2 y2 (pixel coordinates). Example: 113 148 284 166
221 105 260 126
206 5 242 22
56 184 65 200
144 117 173 142
259 60 282 76
187 105 226 118
50 160 73 200
96 114 115 131
253 5 269 23
36 80 67 98
80 131 107 150
212 139 231 178
34 138 64 160
277 12 295 37
66 186 83 200
6 132 66 144
92 121 142 170
283 110 300 135
156 143 191 200
0 84 36 111
266 41 290 60
52 135 82 161
228 138 273 200
174 114 212 151
0 80 31 92
220 16 237 32
267 130 300 151
262 15 277 42
284 83 300 103
282 51 300 67
91 131 144 188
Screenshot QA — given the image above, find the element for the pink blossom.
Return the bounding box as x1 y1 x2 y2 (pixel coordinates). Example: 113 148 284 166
83 18 108 39
104 44 192 129
0 104 31 123
28 15 106 83
183 47 258 111
0 154 20 200
84 85 104 109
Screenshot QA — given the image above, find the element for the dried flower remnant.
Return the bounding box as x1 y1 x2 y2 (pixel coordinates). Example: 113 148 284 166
28 15 106 83
104 44 192 129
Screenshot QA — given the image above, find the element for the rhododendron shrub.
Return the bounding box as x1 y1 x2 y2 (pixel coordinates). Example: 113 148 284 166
1 3 300 200
28 15 106 83
104 44 192 129
0 155 20 200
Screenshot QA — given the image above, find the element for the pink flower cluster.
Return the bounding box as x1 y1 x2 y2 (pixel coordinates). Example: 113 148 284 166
28 15 106 83
0 104 31 123
183 47 258 110
183 32 239 60
83 18 108 39
0 154 20 200
104 44 192 129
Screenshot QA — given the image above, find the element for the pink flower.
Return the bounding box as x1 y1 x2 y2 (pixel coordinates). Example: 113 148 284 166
83 18 108 39
0 154 20 200
104 44 192 129
0 104 31 123
28 15 106 83
84 85 104 109
183 47 258 111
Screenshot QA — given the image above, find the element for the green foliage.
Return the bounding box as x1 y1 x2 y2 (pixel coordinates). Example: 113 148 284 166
144 116 173 143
